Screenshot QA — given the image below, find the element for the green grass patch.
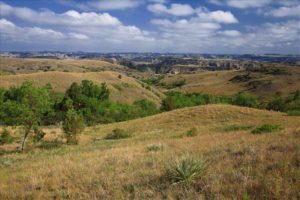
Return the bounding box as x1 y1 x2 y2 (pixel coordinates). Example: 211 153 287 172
186 128 198 137
167 155 208 184
36 140 63 149
287 110 300 116
251 124 282 134
104 128 132 140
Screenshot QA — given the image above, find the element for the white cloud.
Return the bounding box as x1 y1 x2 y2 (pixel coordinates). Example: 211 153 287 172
0 2 121 26
0 19 65 42
219 30 241 36
69 33 89 40
147 3 195 16
87 0 142 10
57 0 142 11
268 5 300 17
209 0 272 8
197 9 238 23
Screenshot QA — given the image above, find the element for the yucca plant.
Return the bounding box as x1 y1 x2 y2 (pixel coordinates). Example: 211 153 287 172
167 155 208 184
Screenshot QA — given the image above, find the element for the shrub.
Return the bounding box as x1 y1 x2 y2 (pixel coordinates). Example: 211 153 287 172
0 128 14 145
104 128 132 140
63 109 85 144
233 92 259 108
32 127 46 143
287 110 300 116
147 143 164 152
118 74 122 79
251 124 282 134
167 155 207 184
186 128 198 137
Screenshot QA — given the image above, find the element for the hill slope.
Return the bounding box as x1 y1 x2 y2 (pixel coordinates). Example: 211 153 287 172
0 71 164 105
161 67 300 99
0 57 128 74
0 104 299 199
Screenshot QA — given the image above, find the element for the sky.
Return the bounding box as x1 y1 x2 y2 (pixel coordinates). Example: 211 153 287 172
0 0 299 54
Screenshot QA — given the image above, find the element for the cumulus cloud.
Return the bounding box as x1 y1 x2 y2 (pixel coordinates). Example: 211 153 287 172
219 30 241 37
268 5 300 17
0 2 156 52
208 0 273 8
0 19 65 42
196 8 238 23
0 2 121 26
57 0 142 11
148 3 195 16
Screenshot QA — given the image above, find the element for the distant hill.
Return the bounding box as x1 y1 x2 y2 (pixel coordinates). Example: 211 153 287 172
161 66 300 99
0 71 164 105
0 57 130 74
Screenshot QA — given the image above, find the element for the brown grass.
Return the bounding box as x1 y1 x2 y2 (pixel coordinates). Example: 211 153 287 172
161 68 300 99
0 57 126 74
0 104 299 199
0 71 164 105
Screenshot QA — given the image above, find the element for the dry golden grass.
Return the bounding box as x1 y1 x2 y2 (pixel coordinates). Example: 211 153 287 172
0 57 126 74
0 71 163 105
0 104 299 199
162 67 300 99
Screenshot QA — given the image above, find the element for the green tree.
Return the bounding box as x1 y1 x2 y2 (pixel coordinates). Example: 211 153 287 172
233 92 259 108
0 81 52 151
63 109 85 144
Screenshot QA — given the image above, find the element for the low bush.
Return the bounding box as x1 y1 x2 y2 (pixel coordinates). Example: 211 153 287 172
251 124 282 134
167 155 208 184
0 128 14 145
147 143 164 152
186 128 198 137
104 128 132 140
287 110 300 116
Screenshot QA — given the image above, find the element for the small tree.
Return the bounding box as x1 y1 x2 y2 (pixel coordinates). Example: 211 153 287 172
0 81 52 151
63 109 85 144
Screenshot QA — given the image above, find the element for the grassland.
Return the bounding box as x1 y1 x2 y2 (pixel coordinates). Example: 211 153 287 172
161 67 300 99
0 71 164 105
0 57 129 74
0 104 299 199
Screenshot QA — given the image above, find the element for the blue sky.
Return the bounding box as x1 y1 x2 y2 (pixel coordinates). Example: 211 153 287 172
0 0 299 54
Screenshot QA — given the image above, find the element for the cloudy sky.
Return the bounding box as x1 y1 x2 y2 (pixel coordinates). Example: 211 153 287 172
0 0 299 54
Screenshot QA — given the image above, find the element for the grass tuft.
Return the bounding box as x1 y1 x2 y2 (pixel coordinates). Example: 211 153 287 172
0 128 14 145
104 128 132 140
186 128 198 137
147 144 164 152
251 124 282 134
167 155 208 184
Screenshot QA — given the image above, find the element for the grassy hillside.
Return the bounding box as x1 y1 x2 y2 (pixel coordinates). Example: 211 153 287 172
161 67 300 99
0 71 163 105
0 104 299 199
0 58 129 74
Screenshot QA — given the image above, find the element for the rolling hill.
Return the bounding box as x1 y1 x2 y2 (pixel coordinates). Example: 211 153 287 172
0 104 299 199
0 71 164 105
161 67 300 99
0 57 130 74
